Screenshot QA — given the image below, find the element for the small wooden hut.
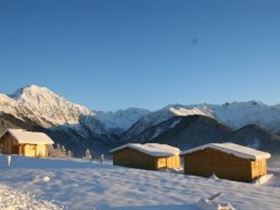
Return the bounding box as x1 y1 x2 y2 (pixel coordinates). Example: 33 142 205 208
0 129 54 157
111 143 181 170
180 142 271 182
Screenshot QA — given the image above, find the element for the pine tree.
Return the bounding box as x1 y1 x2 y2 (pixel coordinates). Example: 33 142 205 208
61 146 66 156
100 154 104 164
84 149 92 160
48 143 68 158
67 150 72 158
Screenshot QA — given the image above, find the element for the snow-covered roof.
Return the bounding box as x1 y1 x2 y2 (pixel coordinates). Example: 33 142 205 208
4 129 54 144
110 143 180 157
180 143 271 160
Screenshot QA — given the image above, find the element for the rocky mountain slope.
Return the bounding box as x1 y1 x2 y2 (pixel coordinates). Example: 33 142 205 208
0 85 112 155
1 85 280 156
130 115 280 154
121 105 213 141
95 108 150 134
227 124 280 153
123 115 232 150
207 101 280 132
125 101 280 139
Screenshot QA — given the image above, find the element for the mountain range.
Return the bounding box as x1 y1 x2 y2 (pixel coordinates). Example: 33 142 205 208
1 85 280 156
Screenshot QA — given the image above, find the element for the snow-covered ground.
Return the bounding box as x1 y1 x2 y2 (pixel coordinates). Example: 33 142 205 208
0 183 61 210
1 155 280 210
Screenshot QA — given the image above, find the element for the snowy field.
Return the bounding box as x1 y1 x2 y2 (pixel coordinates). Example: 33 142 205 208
1 155 280 210
0 184 61 210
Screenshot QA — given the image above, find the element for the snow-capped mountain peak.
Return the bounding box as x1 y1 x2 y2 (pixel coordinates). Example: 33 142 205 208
11 85 90 114
1 85 151 136
10 85 53 99
122 105 214 140
0 93 19 115
2 84 280 153
95 108 150 132
8 85 92 127
207 101 280 131
168 106 213 117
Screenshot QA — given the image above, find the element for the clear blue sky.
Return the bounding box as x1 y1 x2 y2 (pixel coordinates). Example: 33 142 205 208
0 0 280 111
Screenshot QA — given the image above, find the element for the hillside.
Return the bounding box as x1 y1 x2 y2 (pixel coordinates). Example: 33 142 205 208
120 115 280 154
0 184 61 210
0 108 113 156
152 115 232 150
227 124 280 153
122 115 232 150
126 101 280 138
121 105 213 141
0 86 114 155
1 155 280 210
95 108 150 133
2 85 280 156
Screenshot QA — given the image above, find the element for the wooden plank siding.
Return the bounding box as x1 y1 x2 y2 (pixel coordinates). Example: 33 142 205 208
113 148 157 170
183 148 267 182
113 148 181 171
157 156 181 169
1 133 17 154
251 159 267 179
0 133 50 157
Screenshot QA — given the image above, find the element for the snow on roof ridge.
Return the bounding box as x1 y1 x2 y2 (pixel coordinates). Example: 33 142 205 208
180 142 271 160
5 129 54 144
110 143 180 157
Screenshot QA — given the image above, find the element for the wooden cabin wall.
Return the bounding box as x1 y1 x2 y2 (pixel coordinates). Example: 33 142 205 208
1 133 49 157
0 134 17 154
183 148 254 182
23 144 36 157
36 144 48 157
156 155 181 169
113 148 157 170
251 159 267 180
113 148 181 170
21 144 48 157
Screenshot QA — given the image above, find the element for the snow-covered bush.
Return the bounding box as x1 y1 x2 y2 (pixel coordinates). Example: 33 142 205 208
48 144 68 158
100 154 104 164
67 150 72 158
83 149 92 160
61 145 66 155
